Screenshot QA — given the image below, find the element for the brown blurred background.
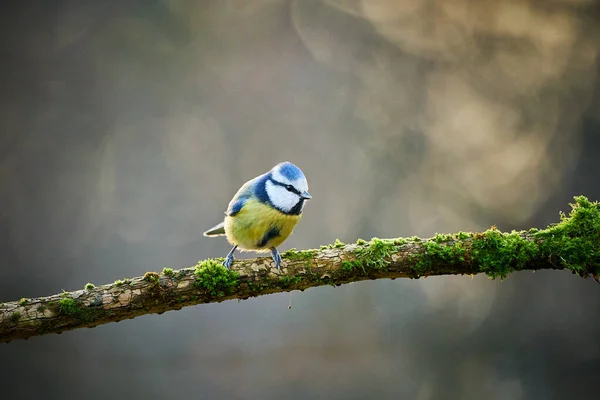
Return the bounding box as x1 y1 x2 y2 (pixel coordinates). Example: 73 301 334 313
1 0 600 399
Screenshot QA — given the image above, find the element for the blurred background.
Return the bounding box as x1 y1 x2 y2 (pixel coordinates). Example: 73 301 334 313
1 0 600 399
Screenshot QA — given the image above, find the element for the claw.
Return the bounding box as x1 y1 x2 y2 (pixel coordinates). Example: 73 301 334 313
223 254 234 269
223 245 237 270
271 247 283 272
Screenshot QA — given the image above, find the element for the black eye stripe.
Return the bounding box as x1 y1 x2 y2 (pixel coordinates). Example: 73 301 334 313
271 179 301 195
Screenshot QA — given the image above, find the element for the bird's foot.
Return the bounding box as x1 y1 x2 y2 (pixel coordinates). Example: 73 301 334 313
271 247 283 272
223 245 238 269
222 254 235 269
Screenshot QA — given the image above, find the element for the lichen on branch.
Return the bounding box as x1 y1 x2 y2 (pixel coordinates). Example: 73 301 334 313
1 196 599 344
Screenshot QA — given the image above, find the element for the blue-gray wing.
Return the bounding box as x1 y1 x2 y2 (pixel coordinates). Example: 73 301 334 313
225 177 258 217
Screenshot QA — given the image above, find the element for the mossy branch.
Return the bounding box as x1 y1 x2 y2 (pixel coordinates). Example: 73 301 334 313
2 196 600 344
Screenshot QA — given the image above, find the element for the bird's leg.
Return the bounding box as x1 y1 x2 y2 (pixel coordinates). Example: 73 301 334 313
223 245 237 269
270 247 283 272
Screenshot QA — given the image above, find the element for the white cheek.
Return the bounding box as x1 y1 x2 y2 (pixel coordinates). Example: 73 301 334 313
266 181 299 212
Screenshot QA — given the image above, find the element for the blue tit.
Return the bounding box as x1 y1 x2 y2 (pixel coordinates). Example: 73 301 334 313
203 161 312 271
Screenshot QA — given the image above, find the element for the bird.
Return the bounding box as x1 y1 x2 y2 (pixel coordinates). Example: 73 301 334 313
203 161 312 271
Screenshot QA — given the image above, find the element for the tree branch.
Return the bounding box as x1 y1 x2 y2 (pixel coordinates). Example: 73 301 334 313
2 196 599 343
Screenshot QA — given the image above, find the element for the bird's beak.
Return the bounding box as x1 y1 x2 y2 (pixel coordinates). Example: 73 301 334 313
301 191 312 200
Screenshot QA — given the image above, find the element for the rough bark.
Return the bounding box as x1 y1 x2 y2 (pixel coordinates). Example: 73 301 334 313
0 235 575 344
1 195 599 344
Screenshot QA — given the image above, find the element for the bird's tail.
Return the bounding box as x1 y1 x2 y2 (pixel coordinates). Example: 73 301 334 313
203 222 226 237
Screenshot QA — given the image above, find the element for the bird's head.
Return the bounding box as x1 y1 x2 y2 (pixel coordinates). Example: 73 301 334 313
264 162 311 215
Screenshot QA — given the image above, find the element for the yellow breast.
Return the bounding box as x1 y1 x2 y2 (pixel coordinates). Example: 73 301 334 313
224 199 301 252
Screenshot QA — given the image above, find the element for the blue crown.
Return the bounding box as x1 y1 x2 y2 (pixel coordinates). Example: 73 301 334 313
277 161 304 181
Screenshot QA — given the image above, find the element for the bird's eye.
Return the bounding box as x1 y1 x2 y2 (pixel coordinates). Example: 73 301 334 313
285 185 294 192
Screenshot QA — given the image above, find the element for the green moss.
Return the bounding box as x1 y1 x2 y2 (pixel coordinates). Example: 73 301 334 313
194 259 239 297
144 272 160 284
19 298 28 306
407 196 600 280
471 229 538 279
57 296 102 322
362 238 398 269
282 248 317 261
534 196 600 278
341 260 355 271
84 283 95 290
341 260 365 274
279 275 303 287
58 297 77 316
333 239 345 248
414 238 468 274
114 279 125 286
317 239 346 250
342 238 398 275
393 238 408 245
456 232 472 240
162 267 174 276
10 311 20 322
37 304 46 313
432 233 453 243
356 238 367 245
412 227 538 279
